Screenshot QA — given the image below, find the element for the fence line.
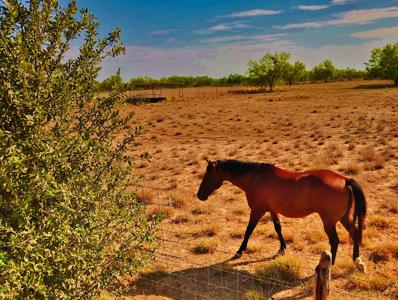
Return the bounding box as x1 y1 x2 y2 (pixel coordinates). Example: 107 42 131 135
132 181 373 299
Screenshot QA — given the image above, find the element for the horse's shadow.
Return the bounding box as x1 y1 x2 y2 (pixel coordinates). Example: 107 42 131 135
126 254 313 300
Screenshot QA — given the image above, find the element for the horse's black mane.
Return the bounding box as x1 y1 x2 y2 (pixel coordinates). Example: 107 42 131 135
216 160 272 176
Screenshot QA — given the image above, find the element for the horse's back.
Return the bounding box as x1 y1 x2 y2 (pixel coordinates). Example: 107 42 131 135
253 166 349 220
272 166 347 191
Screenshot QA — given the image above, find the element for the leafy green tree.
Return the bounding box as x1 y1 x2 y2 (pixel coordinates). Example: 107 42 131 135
98 67 125 91
0 0 158 298
248 52 291 92
334 67 366 81
310 59 336 82
366 43 398 85
283 61 306 85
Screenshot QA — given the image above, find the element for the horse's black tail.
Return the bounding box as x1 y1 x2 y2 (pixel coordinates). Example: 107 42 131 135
346 178 367 258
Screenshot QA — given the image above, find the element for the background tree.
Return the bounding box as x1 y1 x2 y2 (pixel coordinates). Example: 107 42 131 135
248 52 291 92
98 67 124 91
366 43 398 85
310 59 336 82
283 61 306 85
0 0 158 298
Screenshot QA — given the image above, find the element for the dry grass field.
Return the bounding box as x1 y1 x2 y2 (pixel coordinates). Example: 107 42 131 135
117 80 397 299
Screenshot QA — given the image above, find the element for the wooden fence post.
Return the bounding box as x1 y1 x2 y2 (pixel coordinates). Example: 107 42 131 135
314 250 332 300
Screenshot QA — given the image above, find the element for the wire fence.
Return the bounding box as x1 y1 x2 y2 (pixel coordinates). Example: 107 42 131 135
130 176 381 299
129 184 314 299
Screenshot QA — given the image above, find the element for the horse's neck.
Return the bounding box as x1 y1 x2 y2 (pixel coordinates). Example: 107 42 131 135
221 171 251 192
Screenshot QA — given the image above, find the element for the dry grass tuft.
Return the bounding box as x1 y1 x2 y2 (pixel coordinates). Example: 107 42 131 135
325 144 343 165
230 230 244 239
339 163 361 176
367 215 391 230
139 262 168 278
135 189 156 205
246 241 265 254
304 227 327 244
255 255 303 284
147 206 174 219
333 256 357 276
169 195 187 208
192 224 220 238
242 290 267 300
171 214 191 224
191 238 218 254
191 204 214 215
346 272 395 291
368 241 398 263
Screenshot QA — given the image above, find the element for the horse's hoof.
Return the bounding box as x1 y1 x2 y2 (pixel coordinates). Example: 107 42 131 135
277 249 285 256
231 253 242 260
355 257 366 273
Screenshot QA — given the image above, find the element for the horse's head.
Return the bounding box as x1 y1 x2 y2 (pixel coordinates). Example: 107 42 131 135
197 159 223 201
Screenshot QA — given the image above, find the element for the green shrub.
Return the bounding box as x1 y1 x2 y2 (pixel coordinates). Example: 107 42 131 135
0 1 158 298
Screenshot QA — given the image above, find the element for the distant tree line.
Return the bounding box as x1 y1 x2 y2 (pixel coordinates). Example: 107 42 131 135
97 42 398 92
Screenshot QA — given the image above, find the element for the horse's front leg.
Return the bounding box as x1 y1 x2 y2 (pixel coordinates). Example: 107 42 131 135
235 209 265 258
270 212 286 255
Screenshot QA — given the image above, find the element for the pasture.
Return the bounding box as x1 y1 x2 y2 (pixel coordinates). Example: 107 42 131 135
123 80 398 299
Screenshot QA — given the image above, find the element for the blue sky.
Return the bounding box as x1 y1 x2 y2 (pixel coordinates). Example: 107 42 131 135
65 0 398 80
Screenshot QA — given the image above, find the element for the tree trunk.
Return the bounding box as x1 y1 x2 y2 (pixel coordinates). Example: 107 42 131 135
395 79 398 86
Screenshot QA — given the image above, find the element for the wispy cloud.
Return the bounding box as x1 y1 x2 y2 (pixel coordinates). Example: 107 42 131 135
350 26 398 39
150 29 176 35
196 22 250 34
294 0 356 11
276 21 324 29
225 9 283 18
276 6 398 29
331 0 351 5
200 34 286 44
296 5 329 11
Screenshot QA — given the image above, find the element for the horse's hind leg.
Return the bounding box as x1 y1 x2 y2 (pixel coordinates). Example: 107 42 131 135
271 212 286 254
323 223 340 265
235 209 265 258
340 213 359 260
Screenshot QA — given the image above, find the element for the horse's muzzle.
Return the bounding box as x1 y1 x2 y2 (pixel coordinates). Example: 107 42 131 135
197 193 208 201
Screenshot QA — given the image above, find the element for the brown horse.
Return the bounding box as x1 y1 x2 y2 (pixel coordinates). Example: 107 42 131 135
197 159 367 269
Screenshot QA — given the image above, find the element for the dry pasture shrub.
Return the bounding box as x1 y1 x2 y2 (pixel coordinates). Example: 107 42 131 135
305 227 327 244
246 241 265 254
339 163 361 176
172 214 191 224
192 224 220 238
147 205 174 219
255 255 303 284
367 215 391 230
242 290 267 300
333 256 357 276
359 146 376 162
192 238 218 254
136 189 156 205
346 272 395 291
169 195 187 208
368 241 398 263
325 144 343 165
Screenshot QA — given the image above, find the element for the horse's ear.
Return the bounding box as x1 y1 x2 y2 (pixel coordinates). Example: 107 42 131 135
204 157 214 167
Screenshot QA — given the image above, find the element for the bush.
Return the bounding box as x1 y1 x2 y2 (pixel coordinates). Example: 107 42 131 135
310 59 336 82
366 43 398 85
0 1 158 298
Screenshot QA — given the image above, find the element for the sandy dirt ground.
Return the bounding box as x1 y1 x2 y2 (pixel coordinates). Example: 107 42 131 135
117 80 397 300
